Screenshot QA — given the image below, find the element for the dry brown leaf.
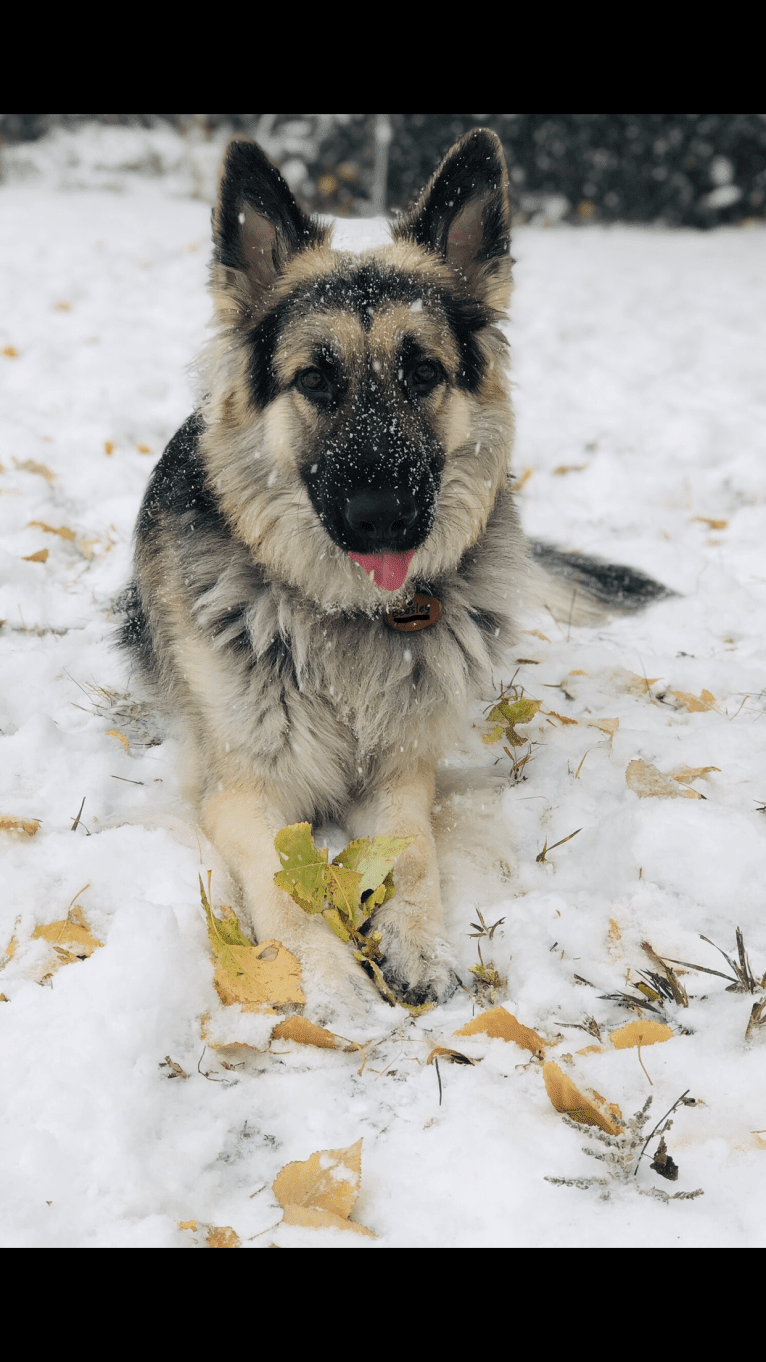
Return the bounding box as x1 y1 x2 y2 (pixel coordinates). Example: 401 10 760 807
426 1046 474 1066
455 1006 547 1054
576 1045 604 1055
522 629 551 642
27 520 76 541
13 457 55 482
545 710 578 725
178 1220 197 1231
106 728 130 752
608 1019 674 1049
670 689 715 713
553 462 589 475
34 914 102 960
0 994 8 1003
3 346 19 357
589 717 619 737
626 759 702 800
273 1138 374 1236
0 816 39 837
22 549 48 563
271 1016 358 1053
515 467 533 491
671 765 720 784
692 516 728 530
206 1226 240 1248
280 1205 375 1236
136 443 152 454
104 441 114 455
543 1061 621 1133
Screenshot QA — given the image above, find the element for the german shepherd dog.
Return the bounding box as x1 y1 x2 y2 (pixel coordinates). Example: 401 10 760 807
121 131 667 1012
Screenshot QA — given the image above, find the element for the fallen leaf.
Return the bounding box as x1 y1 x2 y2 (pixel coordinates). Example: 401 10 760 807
670 690 715 713
0 994 8 1003
608 1019 674 1049
576 1045 604 1055
271 1016 358 1053
34 913 102 960
589 717 619 737
273 1138 374 1237
206 1226 240 1248
522 629 550 642
545 710 578 725
280 1205 375 1236
106 728 130 752
692 516 728 530
136 443 152 454
484 697 541 746
201 876 305 1010
22 549 48 563
178 1220 197 1232
455 1006 548 1054
626 759 702 800
13 457 55 482
104 441 114 455
515 467 533 491
160 1055 189 1079
427 1046 474 1066
3 346 19 357
671 765 720 784
553 463 589 475
27 520 76 541
543 1062 621 1133
0 816 40 837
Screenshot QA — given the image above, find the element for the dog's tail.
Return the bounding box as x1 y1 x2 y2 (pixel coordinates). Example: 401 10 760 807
527 540 673 627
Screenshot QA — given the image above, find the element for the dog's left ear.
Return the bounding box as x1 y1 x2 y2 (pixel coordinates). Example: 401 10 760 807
392 129 512 312
212 139 330 319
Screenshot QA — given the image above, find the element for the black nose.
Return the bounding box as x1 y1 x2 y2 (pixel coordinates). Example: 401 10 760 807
344 489 418 546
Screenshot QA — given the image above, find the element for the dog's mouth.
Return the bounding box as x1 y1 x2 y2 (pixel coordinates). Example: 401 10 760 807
348 550 414 593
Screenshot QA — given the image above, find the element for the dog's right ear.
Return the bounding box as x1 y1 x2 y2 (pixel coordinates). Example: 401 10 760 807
212 140 329 318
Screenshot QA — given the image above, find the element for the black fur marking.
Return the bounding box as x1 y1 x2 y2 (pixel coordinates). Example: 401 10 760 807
246 261 493 409
135 414 222 540
117 579 152 670
216 141 325 274
470 607 502 637
393 129 511 269
531 541 673 610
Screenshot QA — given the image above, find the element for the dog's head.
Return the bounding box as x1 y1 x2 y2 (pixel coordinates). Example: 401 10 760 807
201 130 514 609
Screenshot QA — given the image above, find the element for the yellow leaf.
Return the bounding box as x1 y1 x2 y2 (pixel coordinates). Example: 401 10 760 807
34 915 102 960
271 1016 358 1053
104 441 114 455
577 1045 604 1055
201 876 305 1010
136 443 152 454
545 709 578 725
455 1006 547 1054
3 345 19 357
178 1220 197 1232
626 759 702 800
589 717 619 737
273 1139 372 1235
515 467 533 491
426 1046 474 1065
280 1205 375 1237
608 918 621 942
553 463 589 475
0 816 39 837
0 994 8 1002
692 516 728 530
13 457 55 482
23 549 48 563
670 689 714 713
27 520 76 541
206 1226 240 1248
106 728 130 751
671 765 720 784
608 1019 674 1049
543 1062 621 1133
522 629 551 642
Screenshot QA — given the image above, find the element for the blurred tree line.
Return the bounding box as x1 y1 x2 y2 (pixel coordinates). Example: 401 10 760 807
2 114 764 226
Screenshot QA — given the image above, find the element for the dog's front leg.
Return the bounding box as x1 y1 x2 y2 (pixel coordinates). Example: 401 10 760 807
347 761 459 1005
202 785 379 1019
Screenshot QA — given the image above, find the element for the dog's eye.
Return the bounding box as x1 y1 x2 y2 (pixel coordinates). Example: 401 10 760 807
298 368 331 399
407 360 440 397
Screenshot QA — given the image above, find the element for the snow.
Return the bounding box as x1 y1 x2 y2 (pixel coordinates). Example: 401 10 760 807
2 134 766 1247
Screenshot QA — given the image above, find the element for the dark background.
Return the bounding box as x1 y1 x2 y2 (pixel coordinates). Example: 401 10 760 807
2 114 764 226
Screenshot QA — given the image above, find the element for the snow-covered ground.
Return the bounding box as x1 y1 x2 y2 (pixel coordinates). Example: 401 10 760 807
1 133 765 1247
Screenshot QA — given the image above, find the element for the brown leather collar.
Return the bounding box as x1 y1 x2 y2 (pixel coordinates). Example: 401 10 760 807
383 592 442 632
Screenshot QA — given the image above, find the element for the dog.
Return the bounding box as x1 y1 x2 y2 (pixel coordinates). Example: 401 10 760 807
120 130 668 1011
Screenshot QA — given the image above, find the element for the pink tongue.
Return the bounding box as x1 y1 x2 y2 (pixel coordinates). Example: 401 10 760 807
349 550 414 592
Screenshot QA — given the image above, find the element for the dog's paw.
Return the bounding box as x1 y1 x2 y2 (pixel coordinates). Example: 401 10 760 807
374 919 460 1007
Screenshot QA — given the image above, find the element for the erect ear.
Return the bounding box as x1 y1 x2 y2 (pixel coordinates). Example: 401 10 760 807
212 139 330 318
392 129 512 311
